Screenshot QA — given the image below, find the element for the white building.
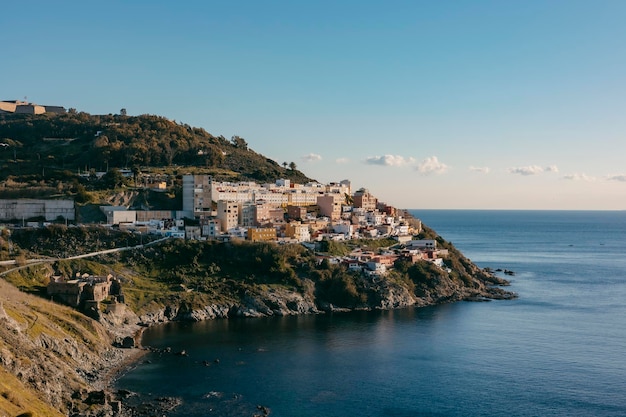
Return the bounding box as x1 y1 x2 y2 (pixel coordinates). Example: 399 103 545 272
332 222 357 239
365 261 387 275
201 219 221 238
408 239 437 249
365 211 384 226
183 175 352 217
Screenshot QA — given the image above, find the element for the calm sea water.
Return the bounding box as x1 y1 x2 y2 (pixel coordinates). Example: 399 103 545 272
117 210 626 416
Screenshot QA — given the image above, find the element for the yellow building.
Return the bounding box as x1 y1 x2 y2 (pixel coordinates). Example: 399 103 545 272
247 227 277 242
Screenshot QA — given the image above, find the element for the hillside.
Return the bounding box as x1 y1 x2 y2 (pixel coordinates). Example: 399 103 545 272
0 109 516 416
5 225 514 316
0 112 312 191
0 277 142 417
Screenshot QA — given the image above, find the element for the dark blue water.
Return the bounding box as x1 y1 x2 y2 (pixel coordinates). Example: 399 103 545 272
117 210 626 416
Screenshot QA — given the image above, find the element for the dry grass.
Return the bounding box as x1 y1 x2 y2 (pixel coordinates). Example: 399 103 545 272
0 368 64 417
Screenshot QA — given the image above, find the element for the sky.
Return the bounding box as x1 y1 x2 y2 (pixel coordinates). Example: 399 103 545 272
2 0 626 210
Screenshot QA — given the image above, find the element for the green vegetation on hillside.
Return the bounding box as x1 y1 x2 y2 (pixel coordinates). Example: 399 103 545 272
3 223 508 315
0 112 312 192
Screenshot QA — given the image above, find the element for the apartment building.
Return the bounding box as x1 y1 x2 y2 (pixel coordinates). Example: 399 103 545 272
285 222 311 242
182 174 212 215
200 218 221 238
286 205 307 220
216 200 240 231
353 188 377 211
183 175 349 214
317 193 344 221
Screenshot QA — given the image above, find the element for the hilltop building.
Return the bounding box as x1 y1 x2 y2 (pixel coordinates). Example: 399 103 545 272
0 100 65 114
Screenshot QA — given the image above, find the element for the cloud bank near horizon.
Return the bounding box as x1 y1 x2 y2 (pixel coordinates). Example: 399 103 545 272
508 165 559 176
607 174 626 182
563 173 595 181
469 166 490 174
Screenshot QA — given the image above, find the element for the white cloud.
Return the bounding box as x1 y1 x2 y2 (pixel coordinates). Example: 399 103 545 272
607 174 626 182
417 156 449 175
365 154 416 167
335 157 350 164
508 165 544 176
509 165 559 176
563 173 595 181
469 166 490 174
301 153 322 162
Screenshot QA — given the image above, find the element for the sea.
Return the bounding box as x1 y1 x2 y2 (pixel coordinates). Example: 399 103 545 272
116 210 626 416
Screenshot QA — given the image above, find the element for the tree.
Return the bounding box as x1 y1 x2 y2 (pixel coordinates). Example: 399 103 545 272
282 162 288 169
231 135 248 150
100 168 126 189
205 146 225 167
289 161 297 170
120 108 127 116
74 183 91 203
131 165 141 187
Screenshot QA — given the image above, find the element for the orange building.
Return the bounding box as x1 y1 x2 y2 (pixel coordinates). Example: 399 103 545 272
247 227 277 242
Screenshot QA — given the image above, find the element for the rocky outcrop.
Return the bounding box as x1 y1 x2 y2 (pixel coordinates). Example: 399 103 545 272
138 285 321 324
136 272 514 326
0 279 144 417
372 280 418 310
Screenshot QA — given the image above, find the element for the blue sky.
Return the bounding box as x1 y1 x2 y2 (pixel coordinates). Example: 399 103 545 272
3 0 626 209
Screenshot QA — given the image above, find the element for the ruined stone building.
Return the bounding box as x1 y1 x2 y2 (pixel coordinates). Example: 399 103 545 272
47 273 122 308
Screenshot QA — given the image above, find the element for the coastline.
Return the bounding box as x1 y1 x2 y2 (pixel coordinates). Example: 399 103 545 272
93 344 148 392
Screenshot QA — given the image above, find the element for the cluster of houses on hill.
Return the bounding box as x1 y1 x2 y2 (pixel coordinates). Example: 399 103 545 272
103 176 420 244
99 176 449 276
0 175 450 278
324 239 450 277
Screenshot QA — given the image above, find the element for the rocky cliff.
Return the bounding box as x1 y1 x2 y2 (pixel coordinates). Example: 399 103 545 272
0 279 142 417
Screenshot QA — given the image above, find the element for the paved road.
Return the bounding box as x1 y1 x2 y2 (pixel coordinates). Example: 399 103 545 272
0 236 170 276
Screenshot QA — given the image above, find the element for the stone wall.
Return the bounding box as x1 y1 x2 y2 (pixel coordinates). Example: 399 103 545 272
0 199 75 221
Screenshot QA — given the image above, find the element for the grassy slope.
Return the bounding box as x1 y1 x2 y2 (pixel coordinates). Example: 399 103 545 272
0 367 64 417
